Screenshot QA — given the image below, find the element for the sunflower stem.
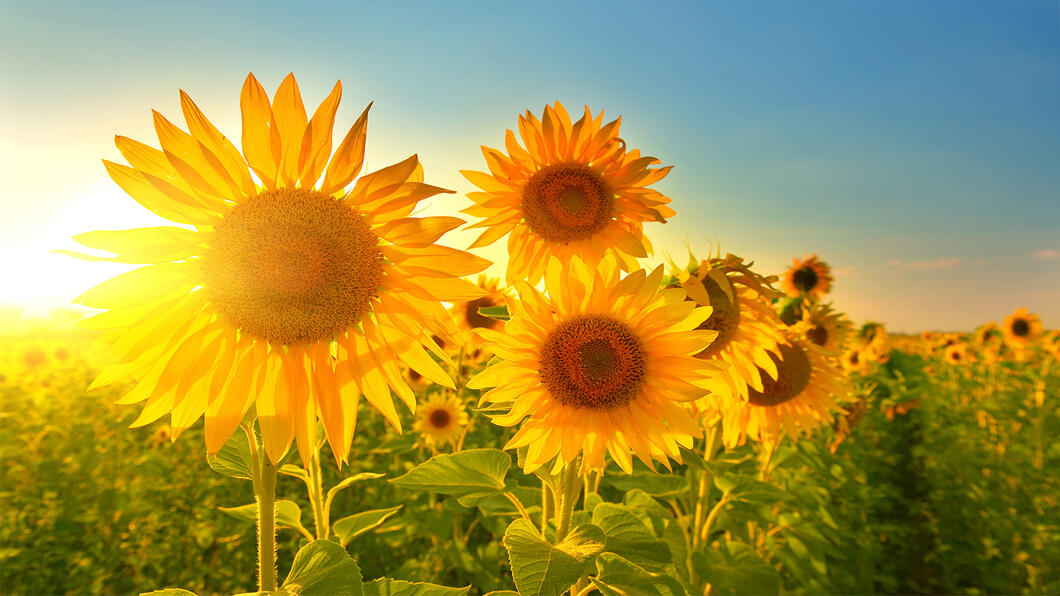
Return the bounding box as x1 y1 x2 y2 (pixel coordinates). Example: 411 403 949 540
308 444 329 540
247 423 278 593
554 463 581 542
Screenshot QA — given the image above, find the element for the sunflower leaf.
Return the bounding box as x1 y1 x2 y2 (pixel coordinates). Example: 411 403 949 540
606 473 689 498
218 500 308 536
281 540 364 596
503 519 607 596
691 541 779 596
362 578 470 596
477 305 510 322
327 472 386 503
390 448 510 507
590 553 687 596
333 505 403 547
206 430 255 481
592 503 672 569
139 590 198 596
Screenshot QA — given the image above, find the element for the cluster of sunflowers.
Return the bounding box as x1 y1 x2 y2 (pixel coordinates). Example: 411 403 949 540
69 73 871 477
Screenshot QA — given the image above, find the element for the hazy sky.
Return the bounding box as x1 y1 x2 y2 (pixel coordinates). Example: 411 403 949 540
2 0 1058 332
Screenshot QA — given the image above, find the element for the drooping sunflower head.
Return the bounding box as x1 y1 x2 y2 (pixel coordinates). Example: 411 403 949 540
781 254 833 299
68 73 490 467
467 255 726 474
461 103 675 284
1002 308 1043 347
717 332 847 448
412 393 469 446
800 301 851 354
667 252 787 415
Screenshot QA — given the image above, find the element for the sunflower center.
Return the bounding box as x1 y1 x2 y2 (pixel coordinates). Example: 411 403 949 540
539 315 645 410
807 324 828 347
1011 319 1030 337
429 408 451 428
522 163 613 243
748 343 812 407
464 296 501 330
792 266 819 293
203 188 383 345
695 274 741 358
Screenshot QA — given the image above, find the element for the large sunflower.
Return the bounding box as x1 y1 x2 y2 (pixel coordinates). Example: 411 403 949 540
668 252 787 414
68 73 489 466
781 254 833 299
1002 307 1043 347
461 103 674 284
718 331 846 447
466 256 726 474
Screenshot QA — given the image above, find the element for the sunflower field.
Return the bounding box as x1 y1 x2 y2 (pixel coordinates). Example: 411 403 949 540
1 74 1058 596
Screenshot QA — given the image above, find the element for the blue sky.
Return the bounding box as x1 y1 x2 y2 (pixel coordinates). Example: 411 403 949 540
1 0 1058 331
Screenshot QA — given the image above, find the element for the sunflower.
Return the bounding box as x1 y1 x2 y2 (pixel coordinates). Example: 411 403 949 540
973 322 1001 346
449 275 508 358
466 256 725 474
717 331 846 447
668 252 787 414
944 343 974 365
800 301 850 354
68 73 489 466
781 254 833 299
1002 308 1043 347
461 103 674 284
413 393 469 446
840 347 868 375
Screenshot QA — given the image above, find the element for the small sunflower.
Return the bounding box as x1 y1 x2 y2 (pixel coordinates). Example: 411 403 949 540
781 254 833 299
840 348 868 375
461 103 674 284
668 252 787 413
974 322 1002 346
68 73 489 466
944 343 974 365
449 275 509 357
466 256 725 474
1002 308 1043 347
800 301 851 354
413 393 469 446
717 331 846 448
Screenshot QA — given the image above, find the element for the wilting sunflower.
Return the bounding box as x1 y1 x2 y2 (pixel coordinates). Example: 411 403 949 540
944 343 974 365
449 275 508 357
1002 308 1043 347
668 252 787 413
68 73 489 466
781 254 833 299
717 329 846 447
466 256 725 474
800 301 850 355
461 103 674 284
413 393 468 446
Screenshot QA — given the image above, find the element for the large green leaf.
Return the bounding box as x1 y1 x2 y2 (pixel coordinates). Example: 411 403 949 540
390 449 510 507
714 475 789 507
217 500 308 535
692 541 779 596
590 553 686 596
327 472 385 501
592 503 672 568
281 540 364 596
206 429 254 480
503 519 606 596
333 505 403 547
607 473 689 498
363 578 470 596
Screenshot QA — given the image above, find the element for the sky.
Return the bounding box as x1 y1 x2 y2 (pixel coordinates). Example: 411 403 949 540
1 0 1058 332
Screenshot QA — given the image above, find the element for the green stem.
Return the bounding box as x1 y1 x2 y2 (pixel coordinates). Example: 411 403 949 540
246 423 278 593
690 423 720 583
541 477 553 535
309 445 329 540
554 464 581 541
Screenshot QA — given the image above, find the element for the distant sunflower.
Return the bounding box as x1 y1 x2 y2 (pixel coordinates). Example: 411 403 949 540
944 343 974 365
800 301 850 354
1002 308 1042 347
781 254 833 299
840 348 868 375
68 73 489 466
461 103 674 284
413 393 468 446
974 322 1002 346
449 275 508 357
467 256 725 474
668 252 787 414
718 332 846 447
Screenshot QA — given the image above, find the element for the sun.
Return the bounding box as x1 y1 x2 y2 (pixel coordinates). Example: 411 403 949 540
67 73 489 466
461 102 674 284
467 256 726 474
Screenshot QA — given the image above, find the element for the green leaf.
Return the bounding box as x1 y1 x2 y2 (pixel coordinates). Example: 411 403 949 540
218 500 308 535
282 540 364 596
503 519 606 596
692 541 779 596
278 464 309 482
327 472 385 502
333 505 403 547
482 592 519 596
607 473 689 498
139 590 198 596
363 578 470 596
477 304 510 321
391 449 510 507
591 553 686 596
592 503 672 568
713 476 788 506
206 429 254 480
